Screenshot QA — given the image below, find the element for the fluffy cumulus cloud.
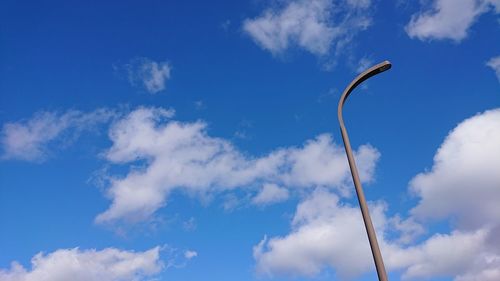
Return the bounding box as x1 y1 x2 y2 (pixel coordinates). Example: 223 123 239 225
0 247 162 281
392 229 499 280
96 107 379 223
253 189 380 278
254 108 500 281
406 0 500 41
486 55 500 81
410 108 500 229
0 109 114 162
126 58 171 94
254 189 500 280
243 0 372 56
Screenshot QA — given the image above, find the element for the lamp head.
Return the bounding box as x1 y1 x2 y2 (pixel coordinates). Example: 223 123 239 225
354 60 392 89
377 61 391 73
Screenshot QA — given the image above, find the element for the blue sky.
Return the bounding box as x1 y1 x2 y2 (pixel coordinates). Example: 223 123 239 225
1 0 499 280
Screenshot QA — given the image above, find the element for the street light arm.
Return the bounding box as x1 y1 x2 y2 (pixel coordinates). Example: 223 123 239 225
337 60 391 281
338 60 391 124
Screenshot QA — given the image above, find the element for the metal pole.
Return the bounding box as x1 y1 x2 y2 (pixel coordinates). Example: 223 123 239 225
337 61 391 281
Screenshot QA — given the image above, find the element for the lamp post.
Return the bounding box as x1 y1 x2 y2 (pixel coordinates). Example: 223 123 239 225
337 61 392 281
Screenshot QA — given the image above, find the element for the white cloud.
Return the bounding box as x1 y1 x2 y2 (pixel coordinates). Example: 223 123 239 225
254 108 500 281
486 55 500 81
280 135 379 192
184 250 198 260
387 215 425 245
455 259 500 281
410 109 500 229
252 183 290 205
242 0 372 56
127 58 171 94
395 229 491 280
406 0 500 41
96 107 379 223
1 109 114 162
394 108 500 281
253 188 383 279
0 247 162 281
253 189 500 280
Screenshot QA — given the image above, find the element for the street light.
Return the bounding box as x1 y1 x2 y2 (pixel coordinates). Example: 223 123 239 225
337 60 392 281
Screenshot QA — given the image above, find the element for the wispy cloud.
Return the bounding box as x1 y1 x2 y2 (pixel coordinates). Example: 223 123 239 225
126 58 172 94
1 108 114 162
406 0 500 42
0 247 163 281
194 100 206 110
161 245 198 269
356 56 374 73
242 0 372 57
182 217 197 231
220 19 231 31
184 250 198 260
486 55 500 82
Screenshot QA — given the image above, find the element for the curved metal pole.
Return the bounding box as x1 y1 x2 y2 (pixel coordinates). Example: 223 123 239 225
337 61 391 281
